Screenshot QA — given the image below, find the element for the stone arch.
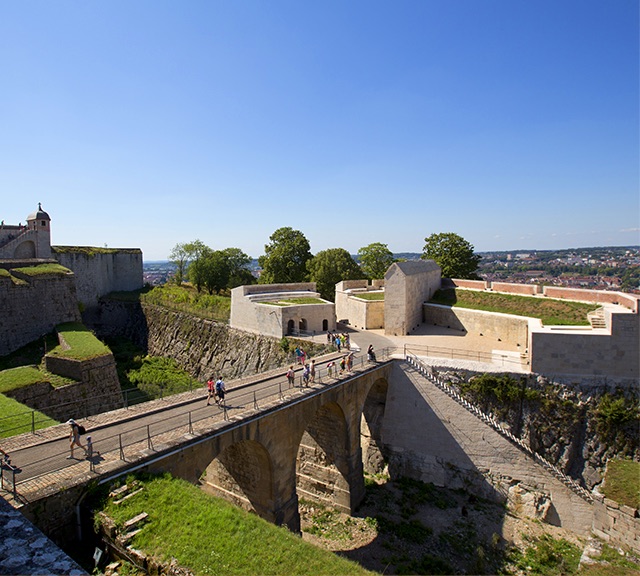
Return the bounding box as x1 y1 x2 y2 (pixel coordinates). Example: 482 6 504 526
287 319 295 335
14 240 35 259
361 377 389 474
322 319 329 331
296 401 352 512
200 439 275 522
299 318 307 332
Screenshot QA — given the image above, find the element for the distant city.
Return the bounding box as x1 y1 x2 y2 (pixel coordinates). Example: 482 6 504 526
143 246 640 294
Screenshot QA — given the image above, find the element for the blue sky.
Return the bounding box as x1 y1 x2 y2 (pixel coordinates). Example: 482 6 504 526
1 1 638 260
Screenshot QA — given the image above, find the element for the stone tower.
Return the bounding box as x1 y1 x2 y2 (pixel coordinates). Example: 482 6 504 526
25 202 52 258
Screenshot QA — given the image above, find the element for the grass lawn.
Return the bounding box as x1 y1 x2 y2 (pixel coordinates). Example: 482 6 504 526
0 394 59 438
138 284 231 322
430 288 598 325
602 459 640 509
48 322 111 360
352 292 384 301
0 366 49 394
94 473 371 576
10 263 72 276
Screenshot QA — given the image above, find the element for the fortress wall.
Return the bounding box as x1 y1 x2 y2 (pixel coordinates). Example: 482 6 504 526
53 249 143 309
7 354 123 420
592 496 640 555
424 303 530 349
491 282 540 295
449 278 488 290
0 273 81 356
542 286 639 312
335 292 384 329
530 311 640 382
239 282 317 296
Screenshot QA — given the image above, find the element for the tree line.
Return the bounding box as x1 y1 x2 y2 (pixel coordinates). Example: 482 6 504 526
169 229 480 301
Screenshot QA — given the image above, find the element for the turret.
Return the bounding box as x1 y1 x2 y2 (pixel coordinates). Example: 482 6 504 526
26 202 52 258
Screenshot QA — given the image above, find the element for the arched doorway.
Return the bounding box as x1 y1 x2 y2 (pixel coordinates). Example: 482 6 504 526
361 377 389 474
299 318 307 333
322 319 328 331
287 319 295 335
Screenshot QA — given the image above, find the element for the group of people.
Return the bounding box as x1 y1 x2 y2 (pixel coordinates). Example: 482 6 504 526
327 331 350 351
206 377 226 407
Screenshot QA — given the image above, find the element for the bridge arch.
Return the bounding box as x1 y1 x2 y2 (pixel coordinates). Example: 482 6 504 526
296 401 352 512
200 439 275 523
361 376 389 474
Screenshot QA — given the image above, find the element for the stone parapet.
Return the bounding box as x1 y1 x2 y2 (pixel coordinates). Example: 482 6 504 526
592 496 640 554
543 286 639 312
491 282 540 295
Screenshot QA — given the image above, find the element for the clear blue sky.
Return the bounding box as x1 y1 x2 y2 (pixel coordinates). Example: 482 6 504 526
1 1 638 260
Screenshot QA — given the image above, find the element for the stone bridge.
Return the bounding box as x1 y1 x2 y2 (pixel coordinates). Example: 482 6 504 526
8 361 392 536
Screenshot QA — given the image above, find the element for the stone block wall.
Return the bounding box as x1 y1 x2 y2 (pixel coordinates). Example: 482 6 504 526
53 248 143 309
530 311 639 382
543 286 639 312
424 303 531 349
335 280 385 329
449 279 488 290
0 271 81 356
592 496 640 554
491 282 540 295
6 353 123 420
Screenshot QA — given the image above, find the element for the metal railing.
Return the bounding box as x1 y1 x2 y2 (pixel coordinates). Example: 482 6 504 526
7 350 393 488
402 343 527 367
404 353 593 503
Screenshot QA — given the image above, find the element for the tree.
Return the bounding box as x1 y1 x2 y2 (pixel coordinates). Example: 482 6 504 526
187 245 213 292
221 247 255 289
307 248 364 301
168 242 190 285
202 250 231 295
258 227 312 284
357 242 396 279
422 232 481 279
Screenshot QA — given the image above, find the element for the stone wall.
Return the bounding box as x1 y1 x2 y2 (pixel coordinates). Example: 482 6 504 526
592 496 640 554
530 310 639 382
6 353 123 420
53 248 143 310
449 279 488 290
335 280 385 329
492 282 539 295
0 270 81 356
424 303 530 350
543 286 639 312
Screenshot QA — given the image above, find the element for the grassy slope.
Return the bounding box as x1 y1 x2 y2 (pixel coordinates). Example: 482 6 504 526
602 459 640 509
48 322 111 360
95 474 371 576
0 394 59 438
430 288 598 325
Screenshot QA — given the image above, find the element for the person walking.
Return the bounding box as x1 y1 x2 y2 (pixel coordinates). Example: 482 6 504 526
206 377 215 405
302 363 310 386
67 419 87 459
286 365 295 387
215 378 226 407
309 359 316 383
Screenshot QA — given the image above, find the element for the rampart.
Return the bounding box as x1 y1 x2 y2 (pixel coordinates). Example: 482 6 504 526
52 247 143 309
592 495 640 555
0 268 81 356
335 280 385 329
6 353 123 420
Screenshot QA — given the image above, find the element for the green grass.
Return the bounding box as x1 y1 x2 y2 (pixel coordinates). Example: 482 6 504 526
0 366 49 393
352 292 384 301
11 263 72 276
0 268 11 278
259 297 328 306
430 288 598 325
510 533 581 575
602 459 640 509
0 394 59 438
52 245 140 255
47 322 111 360
138 284 231 322
93 473 371 576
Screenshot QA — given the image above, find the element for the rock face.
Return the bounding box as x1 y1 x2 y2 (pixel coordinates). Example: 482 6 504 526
88 300 326 382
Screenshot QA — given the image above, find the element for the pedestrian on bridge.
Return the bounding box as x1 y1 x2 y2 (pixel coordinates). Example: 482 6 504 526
286 365 295 387
215 378 226 407
67 419 87 459
206 377 215 406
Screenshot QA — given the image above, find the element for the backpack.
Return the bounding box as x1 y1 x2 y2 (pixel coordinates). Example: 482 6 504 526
215 380 223 393
77 424 87 435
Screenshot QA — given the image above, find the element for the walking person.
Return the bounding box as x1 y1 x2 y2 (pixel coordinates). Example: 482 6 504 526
302 363 310 386
215 378 226 408
67 419 87 459
206 376 215 405
367 344 376 362
286 365 295 387
346 352 354 372
310 359 316 383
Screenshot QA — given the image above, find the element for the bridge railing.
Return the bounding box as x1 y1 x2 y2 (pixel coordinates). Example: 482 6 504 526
404 352 593 503
8 350 394 488
402 344 526 367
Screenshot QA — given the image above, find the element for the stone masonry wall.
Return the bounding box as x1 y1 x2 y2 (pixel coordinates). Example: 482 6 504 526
53 248 143 310
592 496 640 554
0 272 81 356
6 354 123 420
491 282 539 295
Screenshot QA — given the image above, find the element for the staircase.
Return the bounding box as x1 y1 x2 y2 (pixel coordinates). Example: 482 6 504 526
588 307 607 329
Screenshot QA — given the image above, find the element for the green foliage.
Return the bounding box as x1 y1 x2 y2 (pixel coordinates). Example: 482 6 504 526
11 263 72 276
431 287 597 325
307 248 364 301
140 284 231 322
0 394 59 438
422 232 481 279
512 534 581 575
357 242 395 280
258 227 313 284
126 356 200 398
602 459 640 509
47 322 111 360
279 337 290 353
93 473 369 575
353 292 384 300
459 373 539 418
399 553 453 575
168 241 190 285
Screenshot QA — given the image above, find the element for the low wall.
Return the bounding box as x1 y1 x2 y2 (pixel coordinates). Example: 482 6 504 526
449 279 488 290
492 282 539 295
8 354 124 420
592 496 640 554
424 303 530 349
543 286 639 312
